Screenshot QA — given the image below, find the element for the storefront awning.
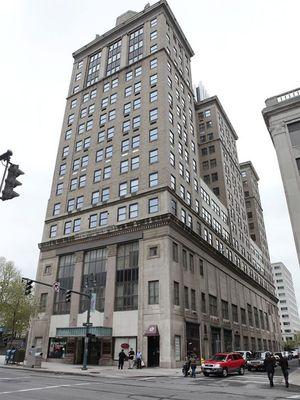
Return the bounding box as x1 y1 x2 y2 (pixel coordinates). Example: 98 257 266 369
56 326 112 337
144 325 159 336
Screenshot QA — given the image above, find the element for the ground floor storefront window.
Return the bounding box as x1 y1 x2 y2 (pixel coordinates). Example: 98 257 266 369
113 337 136 360
48 337 75 359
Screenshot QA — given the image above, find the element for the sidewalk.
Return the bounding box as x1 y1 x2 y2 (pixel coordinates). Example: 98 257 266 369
289 366 300 387
0 355 181 378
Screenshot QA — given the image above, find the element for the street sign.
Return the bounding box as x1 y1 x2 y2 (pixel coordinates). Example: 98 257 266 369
83 322 93 327
52 281 60 293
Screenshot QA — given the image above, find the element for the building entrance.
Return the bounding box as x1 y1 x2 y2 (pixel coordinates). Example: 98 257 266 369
211 327 221 355
77 336 101 365
147 336 159 367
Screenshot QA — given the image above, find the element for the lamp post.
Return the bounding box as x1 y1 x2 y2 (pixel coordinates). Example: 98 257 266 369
82 273 96 370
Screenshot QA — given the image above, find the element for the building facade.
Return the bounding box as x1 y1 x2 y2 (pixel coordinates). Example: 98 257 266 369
262 89 300 267
27 0 280 368
272 262 300 342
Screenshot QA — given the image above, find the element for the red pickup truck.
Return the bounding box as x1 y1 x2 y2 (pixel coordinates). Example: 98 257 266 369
202 352 246 377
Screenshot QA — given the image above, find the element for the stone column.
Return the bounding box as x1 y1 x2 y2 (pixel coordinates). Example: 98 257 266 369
120 35 129 70
99 47 108 81
69 251 84 327
103 244 117 328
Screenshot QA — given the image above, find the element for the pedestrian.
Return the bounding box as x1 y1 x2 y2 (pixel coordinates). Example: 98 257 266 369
128 348 135 369
118 349 126 370
263 353 276 387
190 355 197 378
183 356 190 377
136 350 142 369
278 353 289 388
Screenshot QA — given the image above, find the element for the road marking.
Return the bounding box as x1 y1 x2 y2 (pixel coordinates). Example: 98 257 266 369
0 382 91 395
0 377 29 381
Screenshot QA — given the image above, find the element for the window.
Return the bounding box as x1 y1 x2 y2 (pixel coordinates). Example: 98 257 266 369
124 102 131 115
222 300 229 319
106 39 122 76
148 281 159 304
120 160 129 173
73 218 81 232
96 149 103 162
110 93 117 104
149 197 159 213
81 155 89 168
150 17 157 27
112 78 118 88
70 178 77 191
201 293 206 313
94 169 101 183
209 295 218 316
132 135 140 149
53 203 60 216
49 225 57 238
103 166 111 179
241 308 246 324
174 282 180 306
39 293 48 312
76 196 84 209
149 172 158 187
100 114 107 125
128 27 144 64
232 304 238 322
129 203 138 218
191 289 196 311
131 156 139 170
59 164 66 176
125 86 132 97
150 74 157 86
64 221 72 235
134 81 141 93
71 99 77 109
170 152 175 167
105 145 113 159
150 58 157 69
150 90 158 102
133 98 141 109
121 139 129 153
115 242 139 311
119 182 127 197
133 115 141 129
65 129 72 140
101 187 110 202
108 109 116 121
130 178 139 193
184 287 189 309
149 149 158 164
118 206 127 221
91 191 100 205
172 242 178 262
89 214 97 229
90 89 97 99
68 114 74 124
123 120 131 133
149 128 158 141
171 174 176 190
150 44 158 53
99 211 108 226
149 108 158 123
86 120 93 131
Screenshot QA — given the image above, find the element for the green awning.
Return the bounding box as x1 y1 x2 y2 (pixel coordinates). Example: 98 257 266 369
56 326 112 337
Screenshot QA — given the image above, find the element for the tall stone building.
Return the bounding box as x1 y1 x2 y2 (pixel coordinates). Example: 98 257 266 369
262 88 300 267
239 161 271 275
272 262 300 342
27 0 280 368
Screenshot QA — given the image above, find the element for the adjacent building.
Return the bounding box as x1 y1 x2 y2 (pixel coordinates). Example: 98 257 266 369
27 0 281 368
262 89 300 267
272 262 300 341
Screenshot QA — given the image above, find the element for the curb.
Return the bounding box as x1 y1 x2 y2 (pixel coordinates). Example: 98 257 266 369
0 365 181 379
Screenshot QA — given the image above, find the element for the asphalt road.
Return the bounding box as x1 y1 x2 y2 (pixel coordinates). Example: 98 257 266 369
0 361 299 400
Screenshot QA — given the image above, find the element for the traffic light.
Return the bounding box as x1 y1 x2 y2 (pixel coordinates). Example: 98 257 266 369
1 163 24 201
66 290 72 303
24 280 33 296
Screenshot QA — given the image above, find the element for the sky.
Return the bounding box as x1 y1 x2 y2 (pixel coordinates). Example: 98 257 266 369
0 0 299 307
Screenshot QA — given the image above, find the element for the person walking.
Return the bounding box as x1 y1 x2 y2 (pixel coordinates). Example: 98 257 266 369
190 355 197 378
278 353 289 388
118 349 126 370
136 350 142 369
263 353 276 387
128 348 135 369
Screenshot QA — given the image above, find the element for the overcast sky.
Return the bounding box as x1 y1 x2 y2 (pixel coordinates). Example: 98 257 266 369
0 0 299 308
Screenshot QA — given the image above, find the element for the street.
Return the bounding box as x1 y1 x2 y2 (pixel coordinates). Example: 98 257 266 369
0 361 299 400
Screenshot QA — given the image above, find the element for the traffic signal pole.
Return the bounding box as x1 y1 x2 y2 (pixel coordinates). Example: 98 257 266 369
22 277 92 370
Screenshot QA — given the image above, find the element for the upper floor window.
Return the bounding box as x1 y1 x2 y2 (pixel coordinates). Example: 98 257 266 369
128 27 144 64
106 40 122 76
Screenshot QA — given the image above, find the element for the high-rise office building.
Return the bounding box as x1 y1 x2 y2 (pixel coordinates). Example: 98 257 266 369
27 0 280 368
263 88 300 267
240 161 271 274
272 262 300 341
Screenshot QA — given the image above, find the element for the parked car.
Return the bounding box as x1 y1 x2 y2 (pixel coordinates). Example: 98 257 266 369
201 352 246 377
237 350 254 367
247 351 272 371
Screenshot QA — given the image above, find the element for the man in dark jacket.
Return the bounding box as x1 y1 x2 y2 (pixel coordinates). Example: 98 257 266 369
118 349 127 370
263 353 276 387
278 354 289 388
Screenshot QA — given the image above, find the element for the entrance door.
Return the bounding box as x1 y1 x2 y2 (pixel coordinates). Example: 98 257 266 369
76 337 100 365
211 327 221 355
147 336 159 367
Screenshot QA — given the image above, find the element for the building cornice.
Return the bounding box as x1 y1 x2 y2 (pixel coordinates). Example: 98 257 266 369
39 213 277 303
72 0 194 61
